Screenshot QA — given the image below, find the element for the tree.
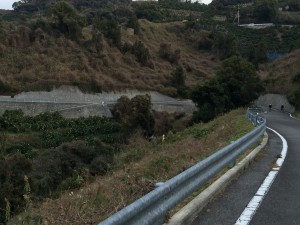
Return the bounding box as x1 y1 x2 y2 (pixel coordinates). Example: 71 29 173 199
253 0 279 22
127 16 140 35
216 56 265 108
49 1 84 39
94 16 121 48
191 78 229 122
289 0 300 11
171 66 185 87
135 2 163 22
131 41 151 66
213 32 239 60
0 154 32 224
112 95 155 136
247 41 268 66
171 66 188 97
191 56 264 123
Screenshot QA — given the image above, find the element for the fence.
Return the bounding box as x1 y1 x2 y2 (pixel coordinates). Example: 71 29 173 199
98 108 266 225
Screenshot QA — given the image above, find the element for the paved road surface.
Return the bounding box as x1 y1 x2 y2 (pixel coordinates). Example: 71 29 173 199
191 110 300 225
251 111 300 225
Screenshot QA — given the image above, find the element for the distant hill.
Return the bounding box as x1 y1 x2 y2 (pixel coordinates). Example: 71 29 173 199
0 0 299 106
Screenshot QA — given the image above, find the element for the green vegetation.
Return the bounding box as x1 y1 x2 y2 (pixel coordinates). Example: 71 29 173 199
0 110 122 223
253 0 279 22
170 66 188 98
0 0 299 223
186 19 300 57
112 95 155 137
12 108 251 225
292 72 300 83
0 94 159 224
49 1 85 40
191 56 264 122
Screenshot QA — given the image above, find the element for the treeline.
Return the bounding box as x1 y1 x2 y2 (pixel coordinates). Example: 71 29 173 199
185 18 300 63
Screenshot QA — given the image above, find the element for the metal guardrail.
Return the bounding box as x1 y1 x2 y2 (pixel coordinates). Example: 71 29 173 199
247 107 265 126
98 109 266 225
0 98 57 103
0 99 195 106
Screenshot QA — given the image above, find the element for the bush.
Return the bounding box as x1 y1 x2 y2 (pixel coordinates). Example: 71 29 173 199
59 170 84 190
292 72 300 83
0 154 32 223
112 95 155 137
132 41 151 66
170 66 188 98
213 32 239 59
159 43 181 64
93 15 121 48
126 16 140 34
0 110 28 132
49 1 84 40
288 89 300 108
90 155 112 175
0 79 12 94
134 2 163 22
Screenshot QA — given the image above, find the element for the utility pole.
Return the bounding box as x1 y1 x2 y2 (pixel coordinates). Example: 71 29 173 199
237 4 240 25
233 4 240 25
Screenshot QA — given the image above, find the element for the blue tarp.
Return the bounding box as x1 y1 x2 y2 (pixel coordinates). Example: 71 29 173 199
267 52 287 61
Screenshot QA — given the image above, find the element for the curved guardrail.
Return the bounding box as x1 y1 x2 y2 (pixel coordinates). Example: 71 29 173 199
98 109 266 225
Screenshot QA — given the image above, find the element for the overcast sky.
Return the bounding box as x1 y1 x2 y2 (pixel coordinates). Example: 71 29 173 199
0 0 15 10
0 0 213 10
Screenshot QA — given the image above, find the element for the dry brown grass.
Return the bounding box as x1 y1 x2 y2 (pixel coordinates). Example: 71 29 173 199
8 108 253 225
0 19 219 95
258 49 300 95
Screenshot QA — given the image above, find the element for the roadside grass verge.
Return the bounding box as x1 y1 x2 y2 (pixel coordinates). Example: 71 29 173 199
8 108 254 225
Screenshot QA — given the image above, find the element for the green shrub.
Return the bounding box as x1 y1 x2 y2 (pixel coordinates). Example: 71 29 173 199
90 155 112 175
288 89 300 108
59 170 84 190
159 43 181 64
132 41 151 66
0 79 12 94
0 154 32 223
5 144 35 159
292 72 300 83
0 110 28 132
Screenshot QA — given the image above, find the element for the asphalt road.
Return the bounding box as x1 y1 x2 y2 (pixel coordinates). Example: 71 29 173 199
251 111 300 225
191 110 300 225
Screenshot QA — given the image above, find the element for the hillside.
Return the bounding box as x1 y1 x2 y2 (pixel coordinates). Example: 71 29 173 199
0 0 300 224
0 0 299 97
258 49 300 109
0 19 219 96
0 0 217 97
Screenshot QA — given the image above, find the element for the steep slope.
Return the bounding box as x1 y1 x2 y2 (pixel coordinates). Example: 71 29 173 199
258 49 300 108
0 15 219 96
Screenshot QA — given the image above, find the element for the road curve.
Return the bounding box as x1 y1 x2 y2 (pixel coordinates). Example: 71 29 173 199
191 110 300 225
250 110 300 225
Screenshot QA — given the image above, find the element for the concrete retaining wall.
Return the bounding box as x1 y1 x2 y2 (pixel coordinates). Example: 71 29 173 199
0 102 112 118
0 86 196 118
255 94 295 112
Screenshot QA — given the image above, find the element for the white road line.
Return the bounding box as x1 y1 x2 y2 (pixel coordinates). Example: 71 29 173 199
235 127 288 225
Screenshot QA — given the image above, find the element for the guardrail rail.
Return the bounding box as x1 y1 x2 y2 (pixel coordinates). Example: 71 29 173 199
98 109 266 225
